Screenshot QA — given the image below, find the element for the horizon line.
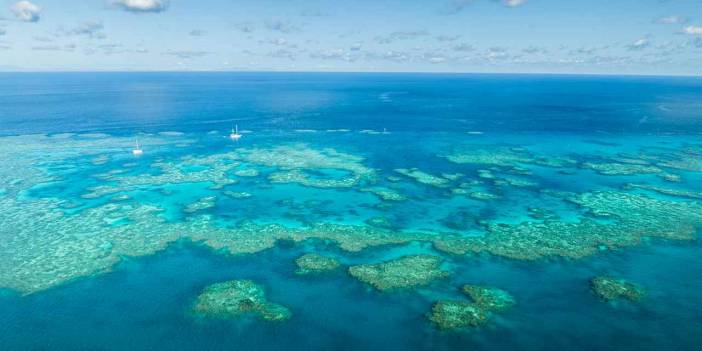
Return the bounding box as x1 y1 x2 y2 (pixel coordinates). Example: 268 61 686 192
0 69 701 79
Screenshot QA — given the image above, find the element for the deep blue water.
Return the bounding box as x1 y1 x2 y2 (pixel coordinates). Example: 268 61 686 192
1 72 702 136
0 72 701 351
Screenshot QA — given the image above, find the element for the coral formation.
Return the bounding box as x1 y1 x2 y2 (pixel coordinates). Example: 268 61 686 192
624 183 702 200
581 162 662 176
184 196 217 213
469 192 499 201
241 144 375 186
394 168 450 187
365 216 394 229
461 285 516 312
428 284 515 330
2 134 702 298
348 255 449 290
191 280 291 321
443 145 576 168
359 187 407 201
234 169 260 177
443 146 534 167
294 253 340 274
223 191 252 199
590 277 645 302
428 301 489 329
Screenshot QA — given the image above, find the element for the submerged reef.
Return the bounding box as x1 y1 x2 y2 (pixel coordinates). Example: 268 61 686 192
294 253 340 275
428 284 515 330
184 196 217 213
625 183 702 200
443 146 534 167
582 162 662 176
461 285 516 312
233 168 260 177
433 191 702 260
2 134 702 297
428 301 489 330
469 192 499 201
241 144 376 188
365 216 394 229
359 187 406 201
443 145 576 168
394 168 450 188
590 277 645 302
223 191 252 199
4 188 702 294
348 255 449 291
191 280 291 321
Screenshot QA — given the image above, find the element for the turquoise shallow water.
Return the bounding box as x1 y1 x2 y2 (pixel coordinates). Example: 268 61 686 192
0 73 701 350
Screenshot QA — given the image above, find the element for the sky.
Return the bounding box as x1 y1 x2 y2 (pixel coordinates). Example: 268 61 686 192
0 0 701 75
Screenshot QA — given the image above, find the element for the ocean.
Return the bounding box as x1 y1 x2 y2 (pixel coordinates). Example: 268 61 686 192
0 72 701 350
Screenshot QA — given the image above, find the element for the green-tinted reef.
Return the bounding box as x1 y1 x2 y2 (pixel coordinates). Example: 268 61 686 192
348 255 449 290
462 285 516 312
359 187 407 201
294 253 340 275
394 168 450 188
2 134 702 297
428 284 515 330
191 280 291 321
428 301 489 330
590 277 645 302
582 162 663 176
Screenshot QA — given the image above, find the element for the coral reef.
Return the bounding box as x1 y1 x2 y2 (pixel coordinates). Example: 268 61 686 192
428 285 515 330
581 162 662 176
590 277 645 302
241 144 375 185
191 280 291 321
443 146 534 167
443 145 576 168
268 170 359 188
223 191 252 199
624 183 702 200
184 196 217 213
348 255 449 290
234 169 260 177
395 168 450 188
428 301 489 329
462 285 516 311
2 134 702 298
432 191 702 260
359 187 406 201
365 216 394 229
294 253 340 274
469 192 499 201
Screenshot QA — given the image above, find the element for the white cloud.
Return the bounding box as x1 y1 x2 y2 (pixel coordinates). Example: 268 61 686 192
11 1 42 22
627 37 650 50
162 50 209 59
113 0 168 13
453 43 474 52
62 21 105 38
683 26 702 35
505 0 527 7
656 16 687 25
264 19 299 33
427 56 447 63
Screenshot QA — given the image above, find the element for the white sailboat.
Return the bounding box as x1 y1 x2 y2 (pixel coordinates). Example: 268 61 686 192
230 125 242 140
132 139 144 156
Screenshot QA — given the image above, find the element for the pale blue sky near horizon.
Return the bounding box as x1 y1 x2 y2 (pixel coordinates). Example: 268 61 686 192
0 0 701 75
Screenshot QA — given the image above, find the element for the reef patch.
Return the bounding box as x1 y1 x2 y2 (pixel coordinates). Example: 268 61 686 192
191 279 292 321
348 255 449 291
